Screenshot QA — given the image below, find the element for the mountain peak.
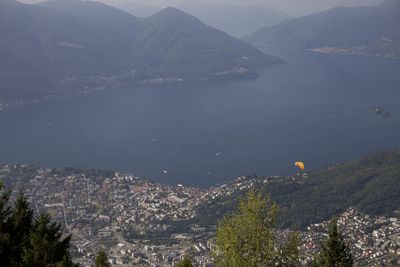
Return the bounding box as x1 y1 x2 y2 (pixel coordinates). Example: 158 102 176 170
162 6 183 12
150 6 202 24
159 6 187 15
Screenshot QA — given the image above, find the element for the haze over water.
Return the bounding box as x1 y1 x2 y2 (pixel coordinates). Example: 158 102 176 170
1 47 399 186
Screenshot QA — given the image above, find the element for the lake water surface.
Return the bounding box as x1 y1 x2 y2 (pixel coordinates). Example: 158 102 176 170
1 47 399 186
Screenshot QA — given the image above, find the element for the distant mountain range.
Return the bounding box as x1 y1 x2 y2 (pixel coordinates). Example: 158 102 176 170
127 7 281 79
245 0 400 59
0 0 281 108
177 2 292 38
101 1 292 38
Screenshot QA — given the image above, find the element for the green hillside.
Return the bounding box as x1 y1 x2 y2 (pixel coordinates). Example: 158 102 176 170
196 149 400 229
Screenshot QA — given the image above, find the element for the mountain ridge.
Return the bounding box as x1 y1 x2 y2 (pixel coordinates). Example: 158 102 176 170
130 6 281 79
177 2 292 37
39 0 140 34
244 0 400 58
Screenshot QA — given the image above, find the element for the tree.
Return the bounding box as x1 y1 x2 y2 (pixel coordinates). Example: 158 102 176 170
10 193 33 265
22 213 72 267
95 247 111 267
0 181 13 266
174 257 193 267
214 191 300 267
0 180 77 266
279 231 301 266
313 218 354 267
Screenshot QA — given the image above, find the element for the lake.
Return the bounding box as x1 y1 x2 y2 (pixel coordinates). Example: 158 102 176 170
1 47 399 186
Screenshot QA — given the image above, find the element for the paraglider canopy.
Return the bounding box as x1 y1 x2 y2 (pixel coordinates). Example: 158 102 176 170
295 161 305 171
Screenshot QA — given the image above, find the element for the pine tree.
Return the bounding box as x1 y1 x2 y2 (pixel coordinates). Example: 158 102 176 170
0 181 13 266
22 213 72 267
215 191 300 267
278 231 301 267
314 218 354 267
10 193 33 265
0 181 77 266
95 247 111 267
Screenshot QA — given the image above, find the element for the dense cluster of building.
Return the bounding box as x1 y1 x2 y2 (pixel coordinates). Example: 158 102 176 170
302 208 400 266
0 165 215 266
1 164 399 266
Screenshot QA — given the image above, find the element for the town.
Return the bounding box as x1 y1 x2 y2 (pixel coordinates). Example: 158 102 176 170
1 164 399 266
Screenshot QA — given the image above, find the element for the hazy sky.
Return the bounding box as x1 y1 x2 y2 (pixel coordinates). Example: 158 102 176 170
19 0 382 16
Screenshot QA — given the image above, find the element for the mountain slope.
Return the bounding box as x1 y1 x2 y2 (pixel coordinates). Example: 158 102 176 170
178 2 292 38
39 0 139 34
130 7 282 79
196 149 400 229
0 0 135 104
245 0 400 58
0 1 281 108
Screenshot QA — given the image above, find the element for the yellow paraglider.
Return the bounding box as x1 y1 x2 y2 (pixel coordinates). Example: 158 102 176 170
295 161 305 171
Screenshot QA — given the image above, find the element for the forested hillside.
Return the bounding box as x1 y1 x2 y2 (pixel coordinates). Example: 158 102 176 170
196 149 400 229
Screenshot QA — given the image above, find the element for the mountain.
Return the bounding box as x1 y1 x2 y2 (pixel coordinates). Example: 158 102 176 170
129 7 281 79
0 0 281 108
178 2 292 38
196 149 400 229
0 0 136 105
245 0 400 58
39 0 139 34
